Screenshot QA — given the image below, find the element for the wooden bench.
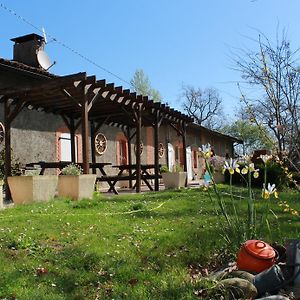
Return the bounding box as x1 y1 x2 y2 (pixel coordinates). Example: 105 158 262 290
96 175 129 194
96 174 162 193
96 175 132 182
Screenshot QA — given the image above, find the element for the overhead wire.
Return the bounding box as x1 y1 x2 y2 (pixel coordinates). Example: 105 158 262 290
0 2 132 87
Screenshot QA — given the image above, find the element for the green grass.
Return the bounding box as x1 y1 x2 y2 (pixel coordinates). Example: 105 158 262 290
0 187 299 299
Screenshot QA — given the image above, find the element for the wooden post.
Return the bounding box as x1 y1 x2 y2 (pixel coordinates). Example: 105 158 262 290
81 83 90 174
127 127 133 188
90 121 96 174
4 100 11 200
135 105 142 193
154 110 160 191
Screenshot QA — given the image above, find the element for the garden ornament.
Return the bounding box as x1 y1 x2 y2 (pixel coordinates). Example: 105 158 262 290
237 240 277 273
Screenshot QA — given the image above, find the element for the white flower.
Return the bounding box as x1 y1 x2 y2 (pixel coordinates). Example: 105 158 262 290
223 158 240 175
262 183 279 199
241 162 259 178
199 143 213 159
260 154 272 164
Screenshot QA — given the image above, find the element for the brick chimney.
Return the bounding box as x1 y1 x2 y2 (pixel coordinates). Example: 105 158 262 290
10 33 45 67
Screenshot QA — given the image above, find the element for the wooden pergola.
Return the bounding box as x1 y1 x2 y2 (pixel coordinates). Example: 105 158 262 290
0 72 193 196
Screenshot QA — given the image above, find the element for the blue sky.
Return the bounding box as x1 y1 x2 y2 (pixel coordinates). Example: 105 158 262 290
1 1 300 119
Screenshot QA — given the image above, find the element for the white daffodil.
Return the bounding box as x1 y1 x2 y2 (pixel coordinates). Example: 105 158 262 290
262 183 279 199
241 163 259 178
223 158 240 175
199 143 213 159
260 154 273 164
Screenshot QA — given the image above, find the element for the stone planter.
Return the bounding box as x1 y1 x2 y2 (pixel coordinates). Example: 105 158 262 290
8 175 58 205
58 174 96 200
161 172 187 189
213 170 225 183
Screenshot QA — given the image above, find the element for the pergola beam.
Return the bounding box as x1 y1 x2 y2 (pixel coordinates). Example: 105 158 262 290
0 72 86 97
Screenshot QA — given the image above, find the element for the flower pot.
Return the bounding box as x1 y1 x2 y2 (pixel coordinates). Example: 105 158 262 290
8 175 58 205
58 174 96 200
161 172 187 189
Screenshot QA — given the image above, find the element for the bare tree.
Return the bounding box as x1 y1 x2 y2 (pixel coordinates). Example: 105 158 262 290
234 31 300 167
181 85 223 129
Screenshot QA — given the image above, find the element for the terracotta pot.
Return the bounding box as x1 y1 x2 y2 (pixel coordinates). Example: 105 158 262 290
236 240 276 273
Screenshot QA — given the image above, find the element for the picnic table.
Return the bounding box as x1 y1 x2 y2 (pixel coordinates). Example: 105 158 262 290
26 162 162 195
25 161 112 175
97 164 161 193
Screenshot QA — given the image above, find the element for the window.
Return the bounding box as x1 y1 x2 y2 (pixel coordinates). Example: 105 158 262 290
193 150 198 168
59 133 78 162
118 139 128 165
175 146 184 167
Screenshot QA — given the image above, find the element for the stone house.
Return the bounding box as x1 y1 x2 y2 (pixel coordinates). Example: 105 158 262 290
0 33 241 187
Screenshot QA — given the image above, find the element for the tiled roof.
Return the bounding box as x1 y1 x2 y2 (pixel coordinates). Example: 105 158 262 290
0 57 56 78
190 123 243 144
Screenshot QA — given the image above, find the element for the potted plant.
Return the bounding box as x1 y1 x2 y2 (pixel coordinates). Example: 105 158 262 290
0 148 22 206
160 163 187 189
7 169 58 205
58 163 96 200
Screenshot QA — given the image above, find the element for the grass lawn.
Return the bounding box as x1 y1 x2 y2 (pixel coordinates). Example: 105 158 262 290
0 187 299 299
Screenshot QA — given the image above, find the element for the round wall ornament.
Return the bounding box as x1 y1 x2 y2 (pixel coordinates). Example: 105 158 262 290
95 133 107 155
134 142 144 155
158 143 164 158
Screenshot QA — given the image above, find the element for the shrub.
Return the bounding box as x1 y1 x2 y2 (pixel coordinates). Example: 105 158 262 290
160 163 184 173
0 148 22 179
61 164 83 175
224 161 288 189
289 172 300 187
210 155 225 173
160 165 169 173
252 162 287 188
173 162 184 172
